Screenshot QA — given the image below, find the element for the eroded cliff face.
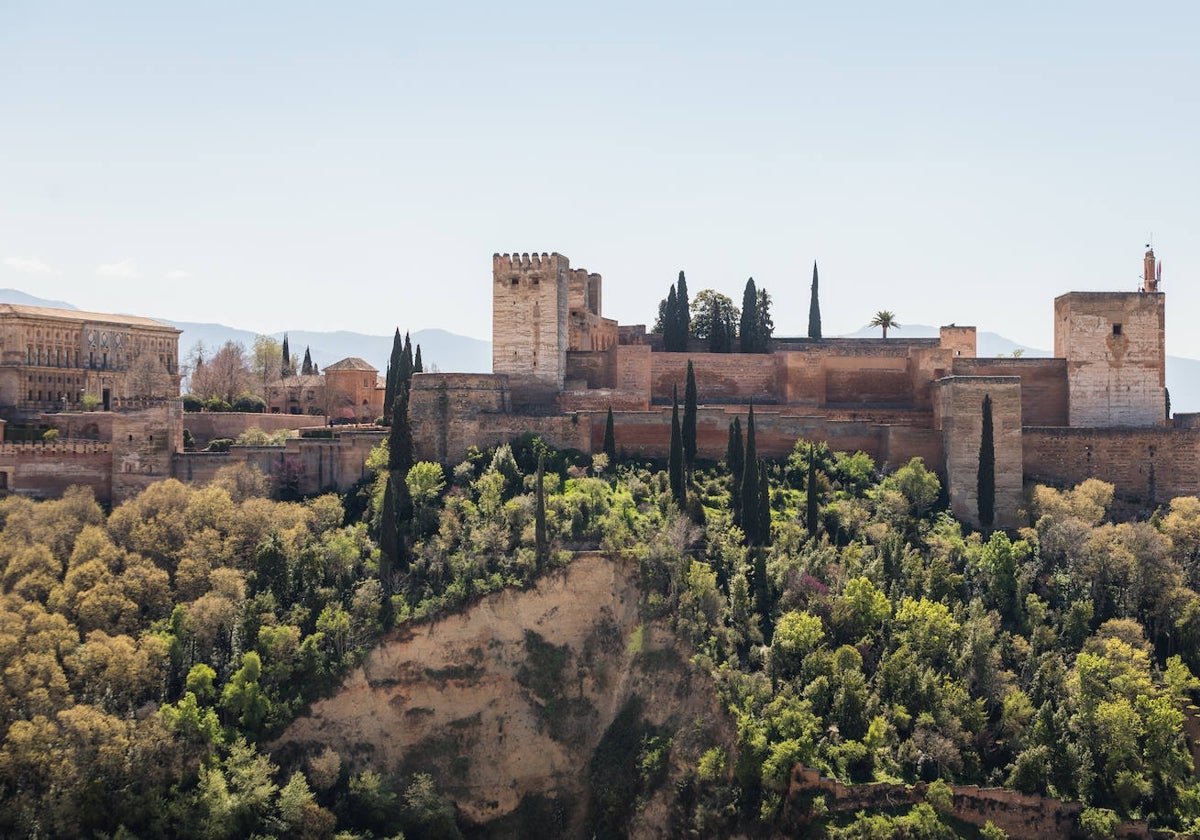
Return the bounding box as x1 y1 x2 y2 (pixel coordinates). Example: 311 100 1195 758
273 552 728 836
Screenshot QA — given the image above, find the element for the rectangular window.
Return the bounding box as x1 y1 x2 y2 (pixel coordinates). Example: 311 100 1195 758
1113 323 1123 336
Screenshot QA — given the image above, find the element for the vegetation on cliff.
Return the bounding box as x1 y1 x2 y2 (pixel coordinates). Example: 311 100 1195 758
1 426 1200 837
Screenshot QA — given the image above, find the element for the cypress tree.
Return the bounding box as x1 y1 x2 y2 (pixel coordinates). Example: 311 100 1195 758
301 347 313 376
676 271 690 348
683 360 697 478
978 394 995 530
806 443 820 537
384 328 403 423
413 345 423 373
728 418 744 524
402 332 414 388
757 467 771 547
378 473 399 591
535 451 548 570
741 404 758 543
664 285 679 351
603 406 617 463
669 385 684 502
740 278 758 354
281 333 291 378
388 387 413 474
808 261 822 339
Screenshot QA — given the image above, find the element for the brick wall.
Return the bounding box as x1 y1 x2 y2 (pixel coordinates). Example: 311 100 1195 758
1023 426 1200 503
185 412 327 447
650 353 780 404
952 358 1068 426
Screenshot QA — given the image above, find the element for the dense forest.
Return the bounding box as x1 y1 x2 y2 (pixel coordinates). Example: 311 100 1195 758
1 425 1200 838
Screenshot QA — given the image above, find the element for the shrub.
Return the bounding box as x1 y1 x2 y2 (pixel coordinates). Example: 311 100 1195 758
81 393 103 411
181 394 204 412
42 428 59 443
232 393 266 413
206 438 234 453
204 397 231 412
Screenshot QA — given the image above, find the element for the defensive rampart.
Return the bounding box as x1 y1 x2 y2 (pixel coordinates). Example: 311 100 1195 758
183 412 328 447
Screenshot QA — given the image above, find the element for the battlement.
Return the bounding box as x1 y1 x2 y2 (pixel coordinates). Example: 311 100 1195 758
493 252 565 273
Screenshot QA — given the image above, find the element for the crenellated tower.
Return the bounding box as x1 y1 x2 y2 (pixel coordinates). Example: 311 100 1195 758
492 252 570 400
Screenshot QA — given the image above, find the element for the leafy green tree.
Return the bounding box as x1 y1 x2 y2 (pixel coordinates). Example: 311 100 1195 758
978 394 995 530
808 261 822 339
691 290 739 353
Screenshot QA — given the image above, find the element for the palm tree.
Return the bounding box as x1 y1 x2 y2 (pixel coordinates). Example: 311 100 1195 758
870 310 900 338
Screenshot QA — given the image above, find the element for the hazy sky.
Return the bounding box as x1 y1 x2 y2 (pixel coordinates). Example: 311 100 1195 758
2 2 1198 358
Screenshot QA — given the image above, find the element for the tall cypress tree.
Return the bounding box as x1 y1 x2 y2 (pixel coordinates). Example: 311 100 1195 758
806 443 820 537
728 417 744 525
740 404 758 543
603 406 617 463
301 347 313 376
740 278 758 354
388 386 413 474
808 261 822 339
535 452 548 570
664 285 680 351
669 385 684 502
413 345 423 374
281 333 291 378
758 467 771 547
402 332 414 388
380 387 415 590
683 360 697 478
384 328 403 423
978 394 995 530
676 271 690 349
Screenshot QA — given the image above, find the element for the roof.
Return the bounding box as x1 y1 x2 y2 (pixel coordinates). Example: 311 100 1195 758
323 357 378 372
0 303 180 332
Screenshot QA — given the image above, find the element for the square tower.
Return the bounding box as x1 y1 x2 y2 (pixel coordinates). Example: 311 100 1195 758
492 252 569 398
1054 290 1166 427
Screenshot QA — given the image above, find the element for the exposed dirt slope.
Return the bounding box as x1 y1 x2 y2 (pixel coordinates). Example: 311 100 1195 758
273 553 728 835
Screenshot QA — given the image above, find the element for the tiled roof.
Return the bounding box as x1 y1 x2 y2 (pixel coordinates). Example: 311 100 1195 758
0 303 180 331
324 357 377 372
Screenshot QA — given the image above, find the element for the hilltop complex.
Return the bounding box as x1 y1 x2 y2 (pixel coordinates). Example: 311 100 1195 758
0 248 1196 522
410 247 1197 528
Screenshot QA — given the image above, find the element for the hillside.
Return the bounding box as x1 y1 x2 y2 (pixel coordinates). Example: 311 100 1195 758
274 553 728 835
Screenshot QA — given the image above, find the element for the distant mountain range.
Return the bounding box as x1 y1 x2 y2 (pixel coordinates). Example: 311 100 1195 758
1 289 1196 413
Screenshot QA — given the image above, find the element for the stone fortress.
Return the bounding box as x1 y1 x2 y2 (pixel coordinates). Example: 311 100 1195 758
410 247 1199 528
0 247 1195 524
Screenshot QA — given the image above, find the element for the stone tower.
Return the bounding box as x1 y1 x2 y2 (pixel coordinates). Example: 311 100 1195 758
1054 248 1167 427
492 252 569 401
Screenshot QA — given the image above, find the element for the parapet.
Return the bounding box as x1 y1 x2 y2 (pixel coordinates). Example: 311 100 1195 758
493 252 566 273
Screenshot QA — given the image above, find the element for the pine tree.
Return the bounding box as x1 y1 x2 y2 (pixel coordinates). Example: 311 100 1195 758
740 278 758 354
740 404 758 543
413 345 423 373
603 406 617 462
301 347 313 376
683 360 697 478
676 271 690 348
978 394 995 530
669 385 685 502
281 334 291 378
727 418 744 524
808 261 822 339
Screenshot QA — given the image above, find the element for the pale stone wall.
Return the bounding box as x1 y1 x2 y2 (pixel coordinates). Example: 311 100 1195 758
1055 291 1166 427
184 411 327 448
935 376 1023 529
952 357 1069 427
492 252 569 400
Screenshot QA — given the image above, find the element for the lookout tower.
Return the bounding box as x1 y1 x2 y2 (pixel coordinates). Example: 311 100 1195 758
492 252 569 401
1054 248 1167 427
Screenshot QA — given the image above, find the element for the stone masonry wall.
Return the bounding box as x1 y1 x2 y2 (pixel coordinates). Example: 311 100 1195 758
650 353 780 404
952 358 1068 427
1055 292 1166 427
935 377 1023 529
184 411 328 447
1023 426 1200 503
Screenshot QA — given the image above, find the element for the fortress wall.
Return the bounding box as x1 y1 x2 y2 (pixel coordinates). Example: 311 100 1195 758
565 348 615 389
650 353 781 403
952 358 1068 426
935 377 1024 529
824 359 913 407
1023 426 1200 503
615 344 651 398
409 374 510 464
111 404 183 502
560 389 652 413
0 448 112 502
880 425 944 473
184 412 326 447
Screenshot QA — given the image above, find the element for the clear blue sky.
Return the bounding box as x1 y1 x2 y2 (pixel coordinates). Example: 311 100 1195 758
2 2 1198 358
